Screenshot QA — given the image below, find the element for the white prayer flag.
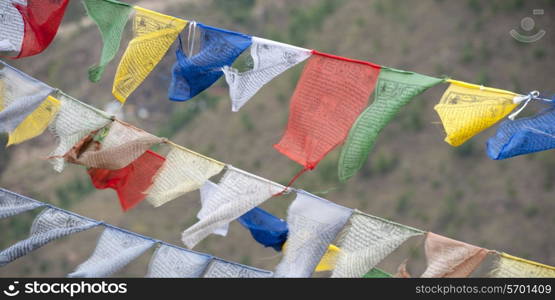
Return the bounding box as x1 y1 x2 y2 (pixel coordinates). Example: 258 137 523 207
332 210 423 278
146 147 224 207
274 191 352 277
0 208 99 266
48 92 111 172
181 166 282 248
69 227 155 278
146 245 212 278
0 188 44 219
202 258 273 278
223 37 311 112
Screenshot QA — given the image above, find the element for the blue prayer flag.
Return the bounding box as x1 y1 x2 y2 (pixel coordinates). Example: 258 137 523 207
238 207 288 251
487 105 555 160
168 23 252 101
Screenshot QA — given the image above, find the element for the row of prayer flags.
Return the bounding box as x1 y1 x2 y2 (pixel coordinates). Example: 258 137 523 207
0 0 550 157
79 1 555 182
82 0 307 106
274 197 553 277
3 188 554 277
0 0 69 58
185 185 553 278
0 188 347 277
1 62 554 277
0 188 274 277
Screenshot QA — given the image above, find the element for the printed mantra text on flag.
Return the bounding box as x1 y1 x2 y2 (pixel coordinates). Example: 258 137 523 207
274 51 380 170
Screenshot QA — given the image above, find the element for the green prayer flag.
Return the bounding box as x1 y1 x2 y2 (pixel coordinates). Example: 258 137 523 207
363 268 392 278
338 68 444 181
84 0 133 82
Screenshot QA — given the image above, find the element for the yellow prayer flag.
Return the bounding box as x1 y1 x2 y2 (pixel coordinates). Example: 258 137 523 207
434 79 518 147
112 6 187 103
315 244 341 272
492 253 555 278
6 96 60 146
280 242 340 273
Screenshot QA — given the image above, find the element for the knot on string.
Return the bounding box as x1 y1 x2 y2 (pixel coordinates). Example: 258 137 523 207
272 164 315 197
185 21 197 57
508 90 542 120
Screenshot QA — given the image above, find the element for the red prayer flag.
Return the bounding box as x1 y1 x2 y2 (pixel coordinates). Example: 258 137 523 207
12 0 69 58
88 150 166 211
274 51 381 170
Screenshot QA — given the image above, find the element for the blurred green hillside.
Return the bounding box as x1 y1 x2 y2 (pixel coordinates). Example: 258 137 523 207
1 0 554 277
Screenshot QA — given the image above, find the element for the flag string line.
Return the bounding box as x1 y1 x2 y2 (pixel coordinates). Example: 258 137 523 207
1 187 272 273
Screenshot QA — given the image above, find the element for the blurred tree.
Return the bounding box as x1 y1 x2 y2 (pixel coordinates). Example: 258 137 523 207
213 0 256 24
